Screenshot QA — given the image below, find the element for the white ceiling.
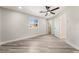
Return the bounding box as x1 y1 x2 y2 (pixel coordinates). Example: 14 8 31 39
2 6 65 19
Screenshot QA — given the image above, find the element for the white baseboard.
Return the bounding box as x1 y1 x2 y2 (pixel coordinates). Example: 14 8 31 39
65 40 79 50
0 33 47 45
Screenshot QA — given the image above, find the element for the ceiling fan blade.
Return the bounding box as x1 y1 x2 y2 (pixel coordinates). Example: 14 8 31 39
40 11 45 13
45 12 48 16
50 11 55 14
40 10 48 13
51 7 60 11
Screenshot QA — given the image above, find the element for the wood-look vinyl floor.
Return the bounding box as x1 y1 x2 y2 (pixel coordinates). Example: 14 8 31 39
0 35 78 53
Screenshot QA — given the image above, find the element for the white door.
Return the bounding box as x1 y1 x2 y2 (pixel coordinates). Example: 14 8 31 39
54 18 60 38
53 13 66 39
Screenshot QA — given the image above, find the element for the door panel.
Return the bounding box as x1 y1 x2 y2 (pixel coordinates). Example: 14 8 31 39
54 18 60 38
53 13 66 39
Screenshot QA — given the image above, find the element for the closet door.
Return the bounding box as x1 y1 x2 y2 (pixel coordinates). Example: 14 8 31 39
54 13 66 39
54 18 60 38
59 14 66 39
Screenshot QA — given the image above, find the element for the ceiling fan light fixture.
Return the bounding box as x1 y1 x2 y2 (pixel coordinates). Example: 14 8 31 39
18 6 22 9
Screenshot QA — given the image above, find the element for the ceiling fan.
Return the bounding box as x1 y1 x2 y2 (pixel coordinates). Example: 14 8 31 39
40 6 60 16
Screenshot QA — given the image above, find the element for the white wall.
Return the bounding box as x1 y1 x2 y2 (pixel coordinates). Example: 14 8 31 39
66 7 79 50
0 8 1 42
0 8 47 44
